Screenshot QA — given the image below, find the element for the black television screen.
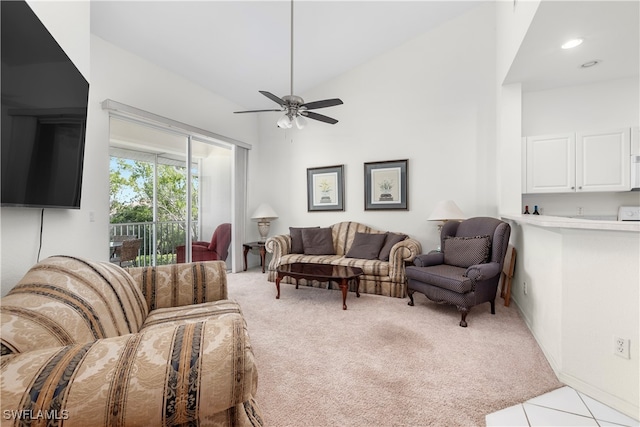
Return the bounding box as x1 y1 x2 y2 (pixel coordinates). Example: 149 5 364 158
1 0 89 209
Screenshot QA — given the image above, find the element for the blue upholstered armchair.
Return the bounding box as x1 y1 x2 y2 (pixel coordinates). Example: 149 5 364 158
405 217 511 327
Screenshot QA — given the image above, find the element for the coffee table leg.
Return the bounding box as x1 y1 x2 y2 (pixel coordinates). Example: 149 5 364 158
275 274 281 299
340 278 348 310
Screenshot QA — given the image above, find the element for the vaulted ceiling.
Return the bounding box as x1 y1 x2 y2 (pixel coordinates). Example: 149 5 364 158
91 1 638 111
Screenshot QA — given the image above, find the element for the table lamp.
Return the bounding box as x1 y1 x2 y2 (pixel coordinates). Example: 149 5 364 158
428 200 466 231
251 203 278 241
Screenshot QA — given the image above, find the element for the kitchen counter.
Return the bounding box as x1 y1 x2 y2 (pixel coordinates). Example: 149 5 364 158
501 214 640 232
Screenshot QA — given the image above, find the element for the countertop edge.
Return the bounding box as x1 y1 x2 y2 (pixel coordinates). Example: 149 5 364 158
500 214 640 232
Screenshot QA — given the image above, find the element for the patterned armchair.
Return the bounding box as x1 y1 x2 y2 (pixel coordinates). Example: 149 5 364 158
0 256 262 426
405 217 511 327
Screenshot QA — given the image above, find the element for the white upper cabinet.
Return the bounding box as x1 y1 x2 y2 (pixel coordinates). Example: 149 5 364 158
526 133 576 193
576 128 630 192
524 128 631 194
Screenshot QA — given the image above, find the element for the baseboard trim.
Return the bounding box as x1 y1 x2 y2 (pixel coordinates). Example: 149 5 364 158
509 298 562 375
510 297 639 421
558 372 639 421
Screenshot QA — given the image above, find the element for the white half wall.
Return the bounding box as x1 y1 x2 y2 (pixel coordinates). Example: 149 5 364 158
508 222 639 418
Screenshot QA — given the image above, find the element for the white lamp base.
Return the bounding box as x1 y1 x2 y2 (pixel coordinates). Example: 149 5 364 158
257 221 270 242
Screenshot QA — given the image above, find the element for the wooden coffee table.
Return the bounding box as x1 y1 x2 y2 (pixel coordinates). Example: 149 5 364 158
275 263 363 310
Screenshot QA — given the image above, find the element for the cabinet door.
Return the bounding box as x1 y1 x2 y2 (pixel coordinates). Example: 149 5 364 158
526 133 575 193
576 128 630 192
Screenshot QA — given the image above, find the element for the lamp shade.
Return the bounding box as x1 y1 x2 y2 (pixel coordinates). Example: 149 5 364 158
251 203 278 220
428 200 466 221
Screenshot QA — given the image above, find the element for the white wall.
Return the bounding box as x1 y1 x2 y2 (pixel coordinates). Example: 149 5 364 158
1 23 259 295
495 0 540 87
561 230 639 416
248 4 497 252
1 1 91 295
508 222 640 418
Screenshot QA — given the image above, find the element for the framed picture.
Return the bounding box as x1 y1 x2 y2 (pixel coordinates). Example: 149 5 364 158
307 165 345 212
364 159 408 210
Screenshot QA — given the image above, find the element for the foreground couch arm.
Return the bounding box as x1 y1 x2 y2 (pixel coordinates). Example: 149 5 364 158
265 234 292 282
388 238 422 285
128 261 228 311
0 314 261 427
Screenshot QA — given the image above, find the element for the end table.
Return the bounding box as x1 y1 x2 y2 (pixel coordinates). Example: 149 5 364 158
243 241 267 273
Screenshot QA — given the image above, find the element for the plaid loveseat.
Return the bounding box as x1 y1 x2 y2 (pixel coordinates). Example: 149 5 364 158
0 256 262 426
266 221 422 298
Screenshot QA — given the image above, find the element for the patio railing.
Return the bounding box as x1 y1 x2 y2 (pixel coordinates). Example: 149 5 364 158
109 221 199 266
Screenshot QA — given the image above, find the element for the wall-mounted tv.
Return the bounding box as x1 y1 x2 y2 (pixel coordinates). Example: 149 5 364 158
1 0 89 209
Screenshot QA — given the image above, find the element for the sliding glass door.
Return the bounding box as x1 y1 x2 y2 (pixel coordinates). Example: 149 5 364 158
108 117 233 267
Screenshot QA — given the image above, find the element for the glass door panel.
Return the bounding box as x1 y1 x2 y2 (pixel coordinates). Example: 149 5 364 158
109 117 189 265
109 117 234 267
190 138 233 269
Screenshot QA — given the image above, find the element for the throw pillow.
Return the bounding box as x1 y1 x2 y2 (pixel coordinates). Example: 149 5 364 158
378 232 407 261
345 232 387 260
290 226 319 253
301 228 335 255
443 235 490 268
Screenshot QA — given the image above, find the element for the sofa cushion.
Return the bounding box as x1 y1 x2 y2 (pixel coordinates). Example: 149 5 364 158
141 299 243 332
0 256 148 354
280 254 343 266
290 226 319 254
345 232 387 260
378 233 407 261
128 261 228 311
0 315 259 425
443 235 490 268
302 227 335 255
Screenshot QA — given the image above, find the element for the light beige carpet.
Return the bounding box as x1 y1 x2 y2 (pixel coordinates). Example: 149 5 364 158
227 270 562 426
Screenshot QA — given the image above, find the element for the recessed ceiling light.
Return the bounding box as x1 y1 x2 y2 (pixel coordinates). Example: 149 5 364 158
562 38 583 49
580 60 601 68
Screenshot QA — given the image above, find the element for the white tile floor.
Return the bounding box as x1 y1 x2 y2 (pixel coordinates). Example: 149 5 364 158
486 386 639 427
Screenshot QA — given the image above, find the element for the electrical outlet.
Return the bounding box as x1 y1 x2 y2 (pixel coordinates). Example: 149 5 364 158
577 207 584 216
614 336 630 359
523 281 528 295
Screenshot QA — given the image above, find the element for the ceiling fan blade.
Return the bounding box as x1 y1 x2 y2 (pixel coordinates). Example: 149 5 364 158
234 109 283 114
301 98 343 110
303 111 339 125
259 91 286 106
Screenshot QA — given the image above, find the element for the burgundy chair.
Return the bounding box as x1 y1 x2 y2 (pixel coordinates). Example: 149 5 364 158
176 223 232 263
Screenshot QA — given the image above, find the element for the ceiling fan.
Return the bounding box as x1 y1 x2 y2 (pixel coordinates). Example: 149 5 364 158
234 0 343 129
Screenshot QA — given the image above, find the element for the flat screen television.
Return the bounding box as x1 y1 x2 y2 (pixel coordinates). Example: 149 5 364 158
1 0 89 209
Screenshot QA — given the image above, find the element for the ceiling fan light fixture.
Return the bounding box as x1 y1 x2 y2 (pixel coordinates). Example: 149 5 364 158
277 114 293 129
294 115 307 129
233 0 342 128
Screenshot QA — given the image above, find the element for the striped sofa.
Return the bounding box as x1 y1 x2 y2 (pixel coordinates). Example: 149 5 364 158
266 221 422 298
0 256 262 426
